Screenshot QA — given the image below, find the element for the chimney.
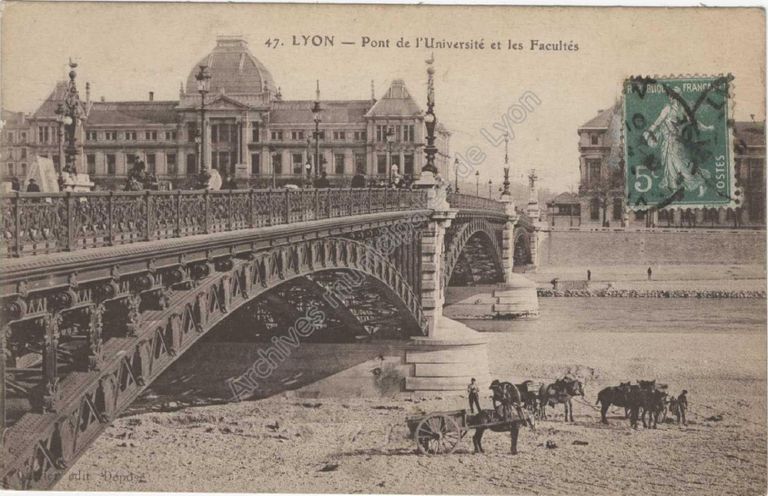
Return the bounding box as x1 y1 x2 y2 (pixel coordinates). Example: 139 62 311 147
149 91 154 101
85 82 91 105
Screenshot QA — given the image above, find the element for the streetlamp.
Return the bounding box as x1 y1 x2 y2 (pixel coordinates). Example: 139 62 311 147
195 64 211 181
488 179 493 198
385 126 395 184
422 54 438 175
305 161 312 187
311 80 322 179
501 132 511 196
55 59 83 190
54 103 66 176
453 157 459 193
475 170 480 196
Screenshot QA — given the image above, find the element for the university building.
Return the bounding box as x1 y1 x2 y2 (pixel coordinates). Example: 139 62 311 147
1 36 451 189
548 103 766 229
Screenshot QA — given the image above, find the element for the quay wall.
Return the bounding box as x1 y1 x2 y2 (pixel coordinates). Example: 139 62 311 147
539 229 766 267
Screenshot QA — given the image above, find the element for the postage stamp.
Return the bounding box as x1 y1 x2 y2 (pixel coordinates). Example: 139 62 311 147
623 75 737 211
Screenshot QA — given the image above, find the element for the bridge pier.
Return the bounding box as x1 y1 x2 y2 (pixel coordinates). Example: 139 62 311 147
405 186 491 391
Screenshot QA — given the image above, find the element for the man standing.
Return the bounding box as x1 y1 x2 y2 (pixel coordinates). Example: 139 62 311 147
647 266 653 281
26 178 40 192
677 390 688 426
467 378 481 414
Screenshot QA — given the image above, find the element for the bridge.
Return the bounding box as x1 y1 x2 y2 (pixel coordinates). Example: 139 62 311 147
0 185 541 489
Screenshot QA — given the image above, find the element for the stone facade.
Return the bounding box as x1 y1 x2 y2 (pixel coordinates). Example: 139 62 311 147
1 36 451 189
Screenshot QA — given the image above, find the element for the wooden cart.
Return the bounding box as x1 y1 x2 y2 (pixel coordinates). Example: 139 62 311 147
406 406 532 455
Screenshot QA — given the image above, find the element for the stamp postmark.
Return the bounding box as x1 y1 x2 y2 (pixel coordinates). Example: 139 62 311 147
623 75 738 211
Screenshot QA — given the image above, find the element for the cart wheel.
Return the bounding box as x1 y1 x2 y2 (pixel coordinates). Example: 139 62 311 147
415 414 462 455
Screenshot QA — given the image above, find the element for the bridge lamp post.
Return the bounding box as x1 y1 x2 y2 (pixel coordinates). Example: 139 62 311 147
488 179 493 198
305 161 312 187
386 126 395 185
502 132 511 197
311 81 322 179
54 103 66 178
475 170 480 196
454 157 459 193
195 64 211 176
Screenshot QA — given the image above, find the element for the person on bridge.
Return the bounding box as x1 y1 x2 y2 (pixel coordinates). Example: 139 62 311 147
467 378 482 414
26 178 40 192
647 266 653 280
351 172 366 188
314 171 331 188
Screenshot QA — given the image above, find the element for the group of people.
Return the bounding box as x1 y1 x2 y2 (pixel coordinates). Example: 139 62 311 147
9 176 40 192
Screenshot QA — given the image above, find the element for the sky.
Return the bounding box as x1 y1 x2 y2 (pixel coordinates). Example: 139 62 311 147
2 3 764 193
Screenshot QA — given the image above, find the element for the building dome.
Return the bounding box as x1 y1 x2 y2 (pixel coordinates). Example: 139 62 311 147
186 36 276 96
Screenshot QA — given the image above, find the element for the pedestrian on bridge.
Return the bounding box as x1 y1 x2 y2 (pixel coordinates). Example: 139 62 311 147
647 266 653 280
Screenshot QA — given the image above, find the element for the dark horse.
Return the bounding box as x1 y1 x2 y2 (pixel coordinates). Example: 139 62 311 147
595 381 632 424
470 380 531 454
538 377 585 422
626 380 667 429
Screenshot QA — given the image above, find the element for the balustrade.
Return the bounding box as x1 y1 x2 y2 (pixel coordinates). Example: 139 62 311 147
1 188 429 258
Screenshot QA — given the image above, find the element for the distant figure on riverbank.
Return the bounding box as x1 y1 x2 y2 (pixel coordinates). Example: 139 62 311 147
467 378 481 414
587 269 591 281
647 267 653 280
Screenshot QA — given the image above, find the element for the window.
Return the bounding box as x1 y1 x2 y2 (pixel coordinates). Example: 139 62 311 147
87 131 98 141
187 123 198 142
211 124 219 144
659 209 671 223
105 131 117 141
334 154 345 174
376 125 385 142
20 148 27 159
38 126 51 143
354 153 366 174
377 154 387 174
87 154 96 175
144 131 157 141
612 198 623 221
20 132 26 142
291 130 305 141
125 131 137 141
403 125 415 142
292 153 304 174
106 154 116 175
333 131 346 141
588 159 601 186
271 130 283 141
7 164 15 176
354 130 367 141
590 198 600 221
591 134 599 145
165 131 177 141
146 154 156 173
635 210 646 221
251 153 261 175
404 154 414 175
167 154 177 175
272 154 283 174
317 131 325 140
20 163 26 177
186 154 197 174
251 122 260 142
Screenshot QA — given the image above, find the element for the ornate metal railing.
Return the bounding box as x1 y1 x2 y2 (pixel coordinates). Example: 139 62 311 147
447 192 506 213
1 188 429 259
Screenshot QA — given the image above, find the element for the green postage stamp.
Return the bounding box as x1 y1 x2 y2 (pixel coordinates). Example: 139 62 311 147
623 75 737 210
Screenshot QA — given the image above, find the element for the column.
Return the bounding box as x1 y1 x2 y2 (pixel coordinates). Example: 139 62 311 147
500 198 519 282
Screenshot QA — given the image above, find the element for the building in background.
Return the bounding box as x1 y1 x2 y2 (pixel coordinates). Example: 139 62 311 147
548 103 766 229
1 110 30 182
1 36 449 189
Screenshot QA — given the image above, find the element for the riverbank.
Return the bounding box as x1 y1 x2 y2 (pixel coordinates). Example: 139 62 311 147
537 288 766 298
56 298 766 495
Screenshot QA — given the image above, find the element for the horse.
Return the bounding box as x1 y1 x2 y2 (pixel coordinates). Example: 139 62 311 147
595 381 632 424
468 408 521 455
626 380 663 429
538 377 585 422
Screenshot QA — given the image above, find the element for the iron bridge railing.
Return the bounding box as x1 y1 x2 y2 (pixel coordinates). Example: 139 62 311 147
446 192 506 213
1 188 429 259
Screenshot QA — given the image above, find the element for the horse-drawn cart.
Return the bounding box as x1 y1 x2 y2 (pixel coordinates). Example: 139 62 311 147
406 406 534 455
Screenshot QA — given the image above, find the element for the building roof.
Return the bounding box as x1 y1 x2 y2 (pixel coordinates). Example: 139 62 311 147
365 79 422 118
2 109 27 126
549 191 581 204
734 121 766 148
270 100 371 125
580 103 620 130
86 101 179 126
185 36 276 98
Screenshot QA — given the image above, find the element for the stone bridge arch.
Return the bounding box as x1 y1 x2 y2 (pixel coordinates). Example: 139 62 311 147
513 227 533 269
1 237 425 489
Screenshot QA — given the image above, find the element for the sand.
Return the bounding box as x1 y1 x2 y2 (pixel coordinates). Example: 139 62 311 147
55 299 766 495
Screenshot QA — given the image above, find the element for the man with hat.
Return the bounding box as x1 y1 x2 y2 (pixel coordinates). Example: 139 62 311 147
26 178 40 192
467 378 481 414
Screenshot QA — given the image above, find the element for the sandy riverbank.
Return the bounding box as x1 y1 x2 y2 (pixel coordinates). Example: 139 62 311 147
56 299 766 495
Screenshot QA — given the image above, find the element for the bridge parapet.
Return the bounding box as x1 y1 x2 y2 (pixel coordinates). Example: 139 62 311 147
1 188 429 259
446 192 506 213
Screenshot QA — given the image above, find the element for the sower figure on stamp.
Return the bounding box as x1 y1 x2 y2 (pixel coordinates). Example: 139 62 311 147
467 378 481 414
